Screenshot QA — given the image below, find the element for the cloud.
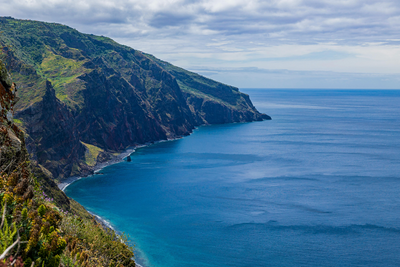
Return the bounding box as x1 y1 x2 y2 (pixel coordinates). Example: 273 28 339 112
190 66 400 89
149 12 193 28
2 0 399 43
0 0 399 88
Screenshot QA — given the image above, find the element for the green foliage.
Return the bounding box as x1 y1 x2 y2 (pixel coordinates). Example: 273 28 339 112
0 160 135 266
68 199 93 221
4 71 46 109
0 18 91 109
0 209 17 253
36 49 88 108
60 215 135 266
0 53 12 87
31 164 71 212
37 204 47 217
12 118 22 124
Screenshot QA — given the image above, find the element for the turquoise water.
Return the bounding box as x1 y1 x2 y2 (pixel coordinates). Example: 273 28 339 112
65 89 400 267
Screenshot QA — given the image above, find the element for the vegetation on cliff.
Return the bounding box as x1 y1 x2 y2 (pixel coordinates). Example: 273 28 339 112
0 59 135 266
0 16 269 182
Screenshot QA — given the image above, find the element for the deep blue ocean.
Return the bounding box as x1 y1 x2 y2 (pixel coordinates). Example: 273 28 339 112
65 89 400 267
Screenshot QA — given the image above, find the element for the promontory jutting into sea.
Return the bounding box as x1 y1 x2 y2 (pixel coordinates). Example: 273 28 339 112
0 4 400 266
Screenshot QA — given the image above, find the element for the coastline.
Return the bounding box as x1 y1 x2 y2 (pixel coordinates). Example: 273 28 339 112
58 136 189 192
56 120 266 192
57 138 185 267
87 211 144 267
58 147 136 192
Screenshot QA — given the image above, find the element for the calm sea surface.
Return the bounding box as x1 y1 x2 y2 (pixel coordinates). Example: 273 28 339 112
65 89 400 267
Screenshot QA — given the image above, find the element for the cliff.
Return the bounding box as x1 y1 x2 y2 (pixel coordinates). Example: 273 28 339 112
0 59 136 266
0 17 270 181
147 55 271 124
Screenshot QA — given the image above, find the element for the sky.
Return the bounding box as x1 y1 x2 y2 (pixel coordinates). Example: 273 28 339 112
1 0 400 89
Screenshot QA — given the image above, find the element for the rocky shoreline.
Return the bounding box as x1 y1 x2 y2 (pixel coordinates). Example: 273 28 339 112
57 136 190 267
58 147 136 191
57 136 184 192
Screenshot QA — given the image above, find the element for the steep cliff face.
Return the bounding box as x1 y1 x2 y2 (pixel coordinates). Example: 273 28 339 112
147 55 271 124
16 81 87 179
0 17 270 180
74 62 193 151
0 60 136 266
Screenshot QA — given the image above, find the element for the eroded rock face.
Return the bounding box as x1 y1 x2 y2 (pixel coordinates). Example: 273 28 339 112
75 68 169 151
16 81 87 179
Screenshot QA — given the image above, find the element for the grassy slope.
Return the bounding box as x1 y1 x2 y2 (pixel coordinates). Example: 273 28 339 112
0 17 258 114
0 18 101 110
81 141 104 167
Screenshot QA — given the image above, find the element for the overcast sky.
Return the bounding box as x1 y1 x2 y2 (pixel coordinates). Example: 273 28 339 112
1 0 400 89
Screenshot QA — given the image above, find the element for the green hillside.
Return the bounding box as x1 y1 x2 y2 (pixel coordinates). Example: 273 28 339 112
0 17 269 181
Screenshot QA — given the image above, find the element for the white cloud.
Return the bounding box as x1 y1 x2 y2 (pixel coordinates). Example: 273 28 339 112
192 67 400 89
0 0 399 88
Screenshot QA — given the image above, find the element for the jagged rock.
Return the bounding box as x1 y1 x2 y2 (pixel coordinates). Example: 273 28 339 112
16 81 86 179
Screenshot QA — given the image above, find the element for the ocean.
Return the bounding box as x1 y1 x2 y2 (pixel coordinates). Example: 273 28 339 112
65 89 400 267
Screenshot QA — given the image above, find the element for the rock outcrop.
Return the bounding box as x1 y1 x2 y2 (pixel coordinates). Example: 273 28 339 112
16 81 87 179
